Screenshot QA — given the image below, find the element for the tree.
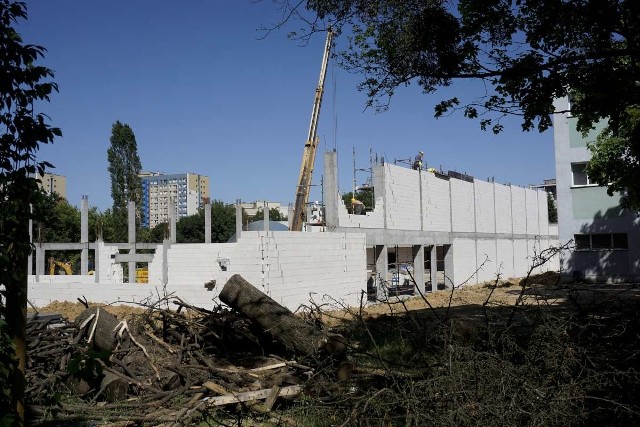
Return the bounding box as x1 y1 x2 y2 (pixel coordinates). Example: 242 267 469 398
0 1 61 422
211 200 237 243
177 210 205 243
248 207 288 223
272 0 640 206
107 121 142 215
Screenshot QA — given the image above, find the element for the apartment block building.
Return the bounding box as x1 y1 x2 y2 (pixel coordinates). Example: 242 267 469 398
553 97 640 281
38 173 67 199
140 172 210 228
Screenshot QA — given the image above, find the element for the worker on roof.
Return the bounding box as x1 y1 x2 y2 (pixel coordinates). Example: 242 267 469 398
351 197 365 215
412 151 424 170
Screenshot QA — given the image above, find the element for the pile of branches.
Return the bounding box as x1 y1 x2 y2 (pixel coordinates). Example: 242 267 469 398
26 276 345 425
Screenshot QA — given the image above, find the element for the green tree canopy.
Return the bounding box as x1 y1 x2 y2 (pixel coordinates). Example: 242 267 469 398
248 207 288 223
273 0 640 207
107 121 142 214
0 0 61 421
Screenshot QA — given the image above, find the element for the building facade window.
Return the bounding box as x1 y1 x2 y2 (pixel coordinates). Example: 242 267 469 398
574 233 628 251
571 163 596 187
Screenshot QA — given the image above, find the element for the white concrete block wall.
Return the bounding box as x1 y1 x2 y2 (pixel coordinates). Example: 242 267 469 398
496 239 515 278
337 195 385 228
384 165 421 230
511 186 527 234
474 180 496 234
476 238 497 283
452 238 478 285
97 243 124 283
513 239 530 276
525 188 540 235
494 184 513 234
422 173 451 232
30 232 367 312
451 179 476 232
537 190 550 236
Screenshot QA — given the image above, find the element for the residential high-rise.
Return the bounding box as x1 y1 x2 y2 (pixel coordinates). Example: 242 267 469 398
139 172 210 228
38 173 67 199
553 97 640 281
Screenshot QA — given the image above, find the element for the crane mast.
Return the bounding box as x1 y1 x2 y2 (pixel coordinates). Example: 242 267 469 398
291 29 333 232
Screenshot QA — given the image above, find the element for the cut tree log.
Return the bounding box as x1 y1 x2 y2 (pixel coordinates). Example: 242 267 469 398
75 307 121 352
219 275 346 356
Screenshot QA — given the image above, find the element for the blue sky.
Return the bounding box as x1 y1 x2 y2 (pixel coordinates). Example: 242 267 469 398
20 1 555 210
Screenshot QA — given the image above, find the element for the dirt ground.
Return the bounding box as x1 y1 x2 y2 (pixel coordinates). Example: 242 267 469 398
30 272 561 323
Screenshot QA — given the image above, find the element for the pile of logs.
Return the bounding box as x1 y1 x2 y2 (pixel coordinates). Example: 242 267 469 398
26 275 348 425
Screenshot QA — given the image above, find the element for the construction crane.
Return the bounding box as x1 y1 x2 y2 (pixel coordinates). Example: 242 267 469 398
290 28 334 231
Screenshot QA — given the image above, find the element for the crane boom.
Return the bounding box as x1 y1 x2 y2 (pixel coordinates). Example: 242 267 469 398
291 29 333 231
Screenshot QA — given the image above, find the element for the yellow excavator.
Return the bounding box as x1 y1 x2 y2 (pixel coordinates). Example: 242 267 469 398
48 258 73 275
291 28 333 231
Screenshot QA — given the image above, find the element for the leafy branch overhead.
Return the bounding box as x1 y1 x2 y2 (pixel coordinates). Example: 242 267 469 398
268 0 640 207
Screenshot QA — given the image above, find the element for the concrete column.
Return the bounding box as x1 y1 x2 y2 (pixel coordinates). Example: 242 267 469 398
204 203 212 243
81 195 89 275
35 245 44 279
28 215 33 276
263 201 269 232
412 245 425 294
94 239 101 283
169 199 177 244
443 244 454 289
235 199 242 240
162 239 170 285
375 245 388 299
128 201 136 283
430 245 438 292
323 151 339 229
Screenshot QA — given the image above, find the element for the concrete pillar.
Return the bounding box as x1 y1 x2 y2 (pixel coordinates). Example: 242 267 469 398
35 245 44 279
412 245 425 294
94 239 101 283
263 201 269 232
204 203 212 243
430 245 438 292
28 215 33 276
443 244 454 289
375 245 388 299
323 151 339 229
81 195 89 275
128 201 136 283
162 239 170 285
169 199 177 244
235 199 242 240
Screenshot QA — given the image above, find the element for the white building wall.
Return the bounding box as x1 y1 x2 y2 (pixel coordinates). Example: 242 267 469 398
422 173 451 232
513 239 530 276
451 179 475 233
496 239 515 278
511 186 527 234
537 190 550 236
525 188 540 235
476 238 497 283
29 232 366 312
474 180 496 234
384 165 421 230
452 238 478 285
494 184 513 234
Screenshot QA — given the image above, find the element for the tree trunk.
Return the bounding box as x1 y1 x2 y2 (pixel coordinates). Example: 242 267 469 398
75 307 121 352
219 275 345 356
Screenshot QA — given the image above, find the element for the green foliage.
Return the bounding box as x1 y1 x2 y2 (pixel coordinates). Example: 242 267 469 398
0 0 60 420
587 107 640 209
67 348 111 385
211 200 237 243
285 1 640 203
177 210 205 243
107 121 142 216
248 207 288 223
341 190 374 213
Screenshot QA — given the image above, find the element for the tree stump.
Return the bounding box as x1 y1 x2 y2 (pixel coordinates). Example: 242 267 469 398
219 274 346 356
